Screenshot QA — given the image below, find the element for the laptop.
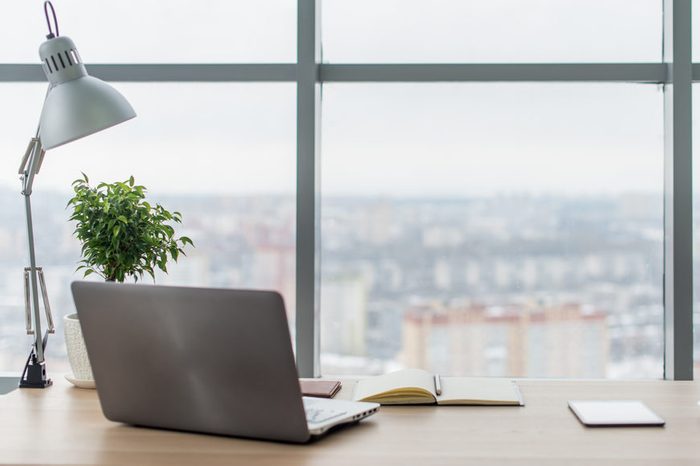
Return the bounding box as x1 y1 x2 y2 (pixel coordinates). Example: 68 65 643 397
71 281 379 443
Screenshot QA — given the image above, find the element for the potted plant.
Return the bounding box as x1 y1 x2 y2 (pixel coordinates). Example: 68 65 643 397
63 174 193 387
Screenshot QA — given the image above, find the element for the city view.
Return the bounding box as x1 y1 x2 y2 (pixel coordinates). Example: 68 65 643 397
320 193 666 377
1 185 695 379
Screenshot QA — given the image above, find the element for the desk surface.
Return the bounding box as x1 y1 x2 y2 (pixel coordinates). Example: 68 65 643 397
0 378 698 466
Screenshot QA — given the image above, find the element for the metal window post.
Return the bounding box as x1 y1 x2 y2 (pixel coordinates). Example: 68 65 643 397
295 0 321 377
663 0 694 380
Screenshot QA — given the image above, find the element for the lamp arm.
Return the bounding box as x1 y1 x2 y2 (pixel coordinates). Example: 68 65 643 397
20 137 43 196
18 141 55 388
18 84 55 387
20 86 51 195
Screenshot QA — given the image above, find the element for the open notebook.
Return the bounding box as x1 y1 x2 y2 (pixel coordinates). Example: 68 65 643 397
353 369 524 406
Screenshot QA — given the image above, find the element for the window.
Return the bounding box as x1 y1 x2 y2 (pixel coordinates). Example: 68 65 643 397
692 84 700 377
320 83 664 377
0 1 297 63
0 83 295 372
322 0 661 63
0 0 695 381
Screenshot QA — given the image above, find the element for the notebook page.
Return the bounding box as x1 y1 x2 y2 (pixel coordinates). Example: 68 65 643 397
353 369 436 401
436 377 523 405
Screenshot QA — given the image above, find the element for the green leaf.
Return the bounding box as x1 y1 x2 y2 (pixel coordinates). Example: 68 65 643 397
67 174 194 282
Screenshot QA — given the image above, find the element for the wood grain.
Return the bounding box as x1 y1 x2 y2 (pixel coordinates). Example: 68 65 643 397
0 378 698 465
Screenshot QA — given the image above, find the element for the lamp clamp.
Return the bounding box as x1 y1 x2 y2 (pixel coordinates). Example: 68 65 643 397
19 331 52 389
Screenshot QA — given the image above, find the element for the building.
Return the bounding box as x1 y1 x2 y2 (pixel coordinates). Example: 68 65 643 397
401 302 608 378
320 273 368 357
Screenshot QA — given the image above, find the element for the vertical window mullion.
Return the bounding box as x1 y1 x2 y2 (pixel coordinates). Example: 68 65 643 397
296 0 322 377
663 0 694 380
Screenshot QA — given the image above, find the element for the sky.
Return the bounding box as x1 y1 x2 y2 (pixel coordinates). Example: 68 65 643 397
0 0 664 63
0 0 693 197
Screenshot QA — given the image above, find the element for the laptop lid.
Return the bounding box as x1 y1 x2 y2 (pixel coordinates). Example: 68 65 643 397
71 281 311 443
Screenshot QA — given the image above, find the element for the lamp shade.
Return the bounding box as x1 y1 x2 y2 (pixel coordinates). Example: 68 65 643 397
39 76 136 150
37 36 135 150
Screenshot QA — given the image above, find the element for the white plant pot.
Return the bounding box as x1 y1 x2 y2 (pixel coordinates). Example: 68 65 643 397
64 313 94 387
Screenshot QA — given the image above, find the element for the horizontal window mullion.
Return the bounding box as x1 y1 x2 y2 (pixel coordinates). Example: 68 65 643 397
321 63 667 83
0 63 677 83
0 64 297 82
692 63 700 81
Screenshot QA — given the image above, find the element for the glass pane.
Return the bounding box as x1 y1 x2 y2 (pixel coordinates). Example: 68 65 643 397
323 0 661 63
693 4 700 62
0 83 295 374
0 0 296 63
321 83 664 378
693 85 700 378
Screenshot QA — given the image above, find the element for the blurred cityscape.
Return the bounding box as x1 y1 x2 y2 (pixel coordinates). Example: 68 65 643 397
0 187 698 378
321 193 669 378
0 187 297 375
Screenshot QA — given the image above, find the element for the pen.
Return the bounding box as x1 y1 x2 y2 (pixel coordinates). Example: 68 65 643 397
434 374 442 396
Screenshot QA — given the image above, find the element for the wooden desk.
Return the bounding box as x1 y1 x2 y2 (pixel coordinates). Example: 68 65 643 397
1 378 698 465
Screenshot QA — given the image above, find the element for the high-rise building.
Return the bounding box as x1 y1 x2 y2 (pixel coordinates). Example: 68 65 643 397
321 273 368 357
401 302 608 377
253 243 295 318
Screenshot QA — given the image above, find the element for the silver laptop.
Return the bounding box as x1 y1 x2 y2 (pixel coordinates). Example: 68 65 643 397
71 281 379 443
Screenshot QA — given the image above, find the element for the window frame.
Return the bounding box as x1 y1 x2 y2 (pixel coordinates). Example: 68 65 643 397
0 0 693 379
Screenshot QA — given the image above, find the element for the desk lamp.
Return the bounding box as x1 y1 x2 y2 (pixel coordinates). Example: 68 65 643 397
18 1 136 388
